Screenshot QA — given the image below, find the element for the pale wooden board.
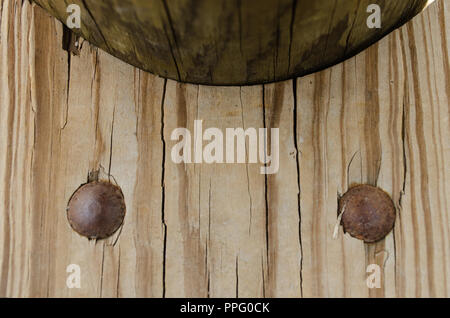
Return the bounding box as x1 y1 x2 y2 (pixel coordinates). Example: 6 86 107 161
0 0 448 297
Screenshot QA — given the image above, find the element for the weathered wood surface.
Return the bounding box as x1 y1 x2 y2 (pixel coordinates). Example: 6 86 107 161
0 0 449 297
32 0 428 85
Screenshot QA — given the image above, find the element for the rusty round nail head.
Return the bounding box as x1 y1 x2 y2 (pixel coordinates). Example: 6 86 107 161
339 184 396 243
67 181 126 239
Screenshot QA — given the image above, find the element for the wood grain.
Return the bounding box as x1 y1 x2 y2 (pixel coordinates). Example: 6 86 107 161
0 0 448 297
31 0 428 85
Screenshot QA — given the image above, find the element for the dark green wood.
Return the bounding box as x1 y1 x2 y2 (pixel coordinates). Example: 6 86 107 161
34 0 428 85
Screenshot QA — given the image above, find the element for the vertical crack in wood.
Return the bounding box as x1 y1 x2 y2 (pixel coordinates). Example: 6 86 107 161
160 79 168 297
262 85 269 295
91 49 101 170
162 25 181 82
287 0 297 75
91 49 98 95
208 177 212 255
99 244 105 297
107 103 115 179
133 70 141 136
205 178 211 298
161 0 182 81
61 26 72 130
235 255 239 298
207 269 211 298
393 90 408 296
346 151 359 191
116 246 121 298
399 96 407 213
261 255 265 297
292 78 303 297
239 88 252 235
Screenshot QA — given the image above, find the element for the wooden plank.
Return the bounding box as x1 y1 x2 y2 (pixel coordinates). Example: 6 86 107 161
0 0 448 297
0 0 36 297
163 82 268 297
263 82 302 297
298 0 449 297
0 0 167 297
395 1 450 296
